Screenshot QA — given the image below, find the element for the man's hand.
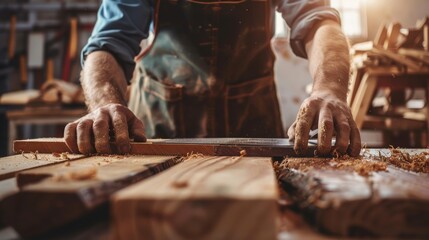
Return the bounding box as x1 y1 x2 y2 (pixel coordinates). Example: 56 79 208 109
287 20 361 157
64 103 146 154
288 91 361 157
64 51 145 155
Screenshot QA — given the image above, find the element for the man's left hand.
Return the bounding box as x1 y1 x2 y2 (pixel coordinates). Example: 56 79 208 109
287 91 361 157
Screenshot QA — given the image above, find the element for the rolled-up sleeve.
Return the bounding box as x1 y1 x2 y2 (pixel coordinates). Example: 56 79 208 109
275 0 341 59
82 0 153 81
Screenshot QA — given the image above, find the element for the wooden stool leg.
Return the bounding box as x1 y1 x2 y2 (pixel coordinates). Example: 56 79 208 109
351 73 378 129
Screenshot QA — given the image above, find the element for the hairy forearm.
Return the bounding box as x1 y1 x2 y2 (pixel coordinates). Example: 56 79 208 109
305 20 350 101
81 51 128 111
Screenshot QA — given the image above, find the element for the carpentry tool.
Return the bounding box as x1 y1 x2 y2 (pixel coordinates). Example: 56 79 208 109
13 137 328 157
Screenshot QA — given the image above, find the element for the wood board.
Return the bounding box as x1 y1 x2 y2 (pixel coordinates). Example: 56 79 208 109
1 155 179 237
14 138 320 157
112 156 279 240
0 153 84 181
277 149 429 238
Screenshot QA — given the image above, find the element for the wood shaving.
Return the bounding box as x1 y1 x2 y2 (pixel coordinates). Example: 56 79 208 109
60 152 70 160
31 151 39 160
70 167 97 180
240 150 247 157
21 151 29 159
52 167 97 182
373 147 429 173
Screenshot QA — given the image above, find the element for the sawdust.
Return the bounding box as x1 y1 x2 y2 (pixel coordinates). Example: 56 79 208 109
52 152 70 160
374 147 429 173
181 152 205 161
275 156 387 177
276 147 429 176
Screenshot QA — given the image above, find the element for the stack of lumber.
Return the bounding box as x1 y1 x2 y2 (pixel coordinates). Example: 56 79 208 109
349 18 429 147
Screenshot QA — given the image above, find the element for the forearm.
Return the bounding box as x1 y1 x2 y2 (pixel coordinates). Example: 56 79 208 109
81 51 128 111
305 20 350 101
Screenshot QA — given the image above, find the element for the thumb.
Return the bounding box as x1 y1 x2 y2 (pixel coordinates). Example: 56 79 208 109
287 122 296 141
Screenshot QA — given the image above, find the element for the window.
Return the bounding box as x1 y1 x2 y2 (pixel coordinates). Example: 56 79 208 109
331 0 367 40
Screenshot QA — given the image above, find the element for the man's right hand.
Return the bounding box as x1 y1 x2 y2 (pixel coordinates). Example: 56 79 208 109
64 103 146 154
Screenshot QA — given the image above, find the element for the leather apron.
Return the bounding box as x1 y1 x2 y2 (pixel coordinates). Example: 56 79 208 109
129 0 284 138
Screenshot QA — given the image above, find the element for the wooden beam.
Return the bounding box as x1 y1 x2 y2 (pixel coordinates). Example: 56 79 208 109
1 155 179 237
278 150 429 238
112 156 279 240
14 138 320 157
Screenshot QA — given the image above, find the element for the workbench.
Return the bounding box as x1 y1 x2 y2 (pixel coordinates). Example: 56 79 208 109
6 108 86 155
0 139 428 239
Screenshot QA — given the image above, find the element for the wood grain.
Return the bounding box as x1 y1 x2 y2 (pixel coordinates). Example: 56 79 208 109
0 153 84 181
278 151 429 238
1 155 179 237
112 156 279 240
14 138 320 157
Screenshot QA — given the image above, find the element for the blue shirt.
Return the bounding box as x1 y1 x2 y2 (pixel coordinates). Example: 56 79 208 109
82 0 340 80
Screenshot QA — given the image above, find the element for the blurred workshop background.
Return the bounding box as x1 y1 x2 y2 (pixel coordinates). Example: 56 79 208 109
1 0 429 156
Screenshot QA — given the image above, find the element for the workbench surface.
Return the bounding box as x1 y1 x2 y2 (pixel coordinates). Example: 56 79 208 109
0 148 428 239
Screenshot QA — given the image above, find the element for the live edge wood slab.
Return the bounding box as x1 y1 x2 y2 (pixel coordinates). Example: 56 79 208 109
1 155 179 237
112 156 279 240
13 137 320 157
278 150 429 238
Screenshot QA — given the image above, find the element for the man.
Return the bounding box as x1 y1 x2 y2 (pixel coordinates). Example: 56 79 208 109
64 0 361 156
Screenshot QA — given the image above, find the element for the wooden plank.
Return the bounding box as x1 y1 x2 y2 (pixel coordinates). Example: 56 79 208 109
0 153 84 181
277 149 429 238
384 23 401 49
374 25 387 47
1 155 179 238
14 138 320 157
112 156 279 240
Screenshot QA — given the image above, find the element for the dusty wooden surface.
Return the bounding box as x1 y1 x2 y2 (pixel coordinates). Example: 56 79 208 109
277 149 429 238
1 155 179 237
13 138 320 157
0 148 428 239
112 156 279 240
0 153 84 181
